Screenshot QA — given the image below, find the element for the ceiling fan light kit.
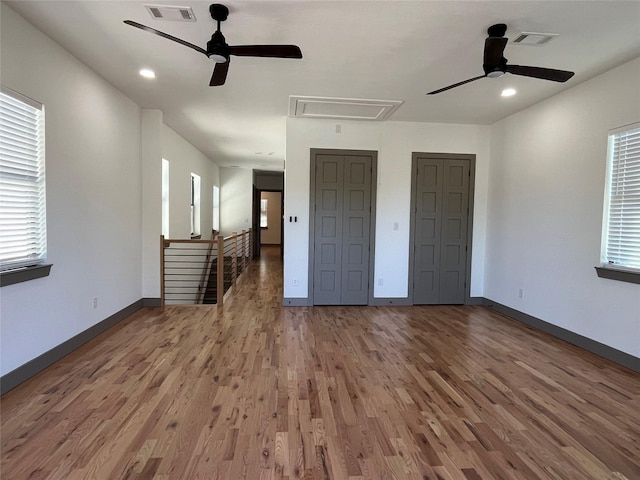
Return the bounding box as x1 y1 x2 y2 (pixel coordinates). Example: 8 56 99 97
427 23 574 95
124 3 302 86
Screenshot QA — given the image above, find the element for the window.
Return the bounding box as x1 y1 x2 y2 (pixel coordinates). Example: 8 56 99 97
161 159 169 237
212 185 220 233
260 198 268 228
190 173 201 237
599 122 640 283
0 87 49 282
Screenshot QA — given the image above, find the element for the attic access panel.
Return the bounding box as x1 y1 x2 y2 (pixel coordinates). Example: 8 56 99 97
289 96 403 121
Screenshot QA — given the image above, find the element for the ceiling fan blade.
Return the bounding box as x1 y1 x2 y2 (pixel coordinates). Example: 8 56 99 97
210 59 230 86
124 20 207 56
229 45 303 58
506 65 575 82
484 37 508 67
427 75 486 95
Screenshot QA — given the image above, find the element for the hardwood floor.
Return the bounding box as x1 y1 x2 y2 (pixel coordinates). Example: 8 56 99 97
2 246 639 479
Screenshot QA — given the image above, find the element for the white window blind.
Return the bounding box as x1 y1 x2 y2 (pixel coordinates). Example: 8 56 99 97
0 88 47 271
260 198 268 228
212 185 220 232
602 123 640 271
190 173 200 236
162 158 169 237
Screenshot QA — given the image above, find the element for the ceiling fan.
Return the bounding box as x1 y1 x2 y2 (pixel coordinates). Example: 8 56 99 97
124 3 302 86
427 23 574 95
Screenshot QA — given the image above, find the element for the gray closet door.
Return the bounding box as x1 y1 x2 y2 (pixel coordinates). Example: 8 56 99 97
341 156 372 305
413 160 443 304
413 157 469 304
313 155 344 305
313 152 372 305
439 159 470 303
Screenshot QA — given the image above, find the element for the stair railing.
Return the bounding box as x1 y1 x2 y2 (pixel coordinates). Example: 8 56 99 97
160 229 252 306
196 230 217 304
215 229 253 307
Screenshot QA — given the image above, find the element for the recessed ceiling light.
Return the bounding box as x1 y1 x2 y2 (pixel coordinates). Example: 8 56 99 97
501 88 516 97
139 68 156 79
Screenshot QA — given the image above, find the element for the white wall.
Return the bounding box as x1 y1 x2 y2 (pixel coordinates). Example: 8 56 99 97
261 192 282 244
0 4 142 375
162 125 219 240
284 118 490 299
220 167 253 236
141 109 163 298
486 57 640 358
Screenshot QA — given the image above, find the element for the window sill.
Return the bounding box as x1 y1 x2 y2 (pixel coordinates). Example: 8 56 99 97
595 266 640 285
0 264 52 287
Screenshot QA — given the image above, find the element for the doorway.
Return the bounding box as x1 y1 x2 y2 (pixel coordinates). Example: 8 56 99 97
410 153 475 304
259 191 282 254
252 170 284 258
309 149 377 305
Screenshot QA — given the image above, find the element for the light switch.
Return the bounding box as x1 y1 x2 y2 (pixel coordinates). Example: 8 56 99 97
393 222 399 231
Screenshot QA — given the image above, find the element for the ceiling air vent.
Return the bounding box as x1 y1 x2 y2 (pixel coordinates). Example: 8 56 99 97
144 5 196 22
512 32 559 46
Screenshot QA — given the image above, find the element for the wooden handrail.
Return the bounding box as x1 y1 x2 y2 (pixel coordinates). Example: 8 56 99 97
162 238 219 244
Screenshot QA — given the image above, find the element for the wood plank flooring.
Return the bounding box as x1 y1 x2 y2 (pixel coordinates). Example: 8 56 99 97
2 246 639 479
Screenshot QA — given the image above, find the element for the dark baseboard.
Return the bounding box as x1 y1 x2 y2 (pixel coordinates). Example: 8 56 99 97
369 297 412 306
142 297 162 307
466 296 484 306
283 297 312 307
1 299 144 395
483 298 640 373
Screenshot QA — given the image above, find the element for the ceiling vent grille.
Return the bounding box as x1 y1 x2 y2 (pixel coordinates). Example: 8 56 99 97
144 5 196 22
512 32 559 46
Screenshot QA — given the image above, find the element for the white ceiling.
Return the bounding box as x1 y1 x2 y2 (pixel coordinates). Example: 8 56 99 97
6 1 640 170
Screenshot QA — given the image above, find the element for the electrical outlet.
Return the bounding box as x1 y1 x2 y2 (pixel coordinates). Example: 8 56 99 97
518 288 524 299
378 278 383 286
93 297 98 309
293 278 298 286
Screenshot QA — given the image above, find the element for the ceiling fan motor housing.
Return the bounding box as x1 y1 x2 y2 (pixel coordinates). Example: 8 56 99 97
207 31 229 62
484 53 508 77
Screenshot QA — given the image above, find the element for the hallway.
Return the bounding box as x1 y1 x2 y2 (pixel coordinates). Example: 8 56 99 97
2 250 639 479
